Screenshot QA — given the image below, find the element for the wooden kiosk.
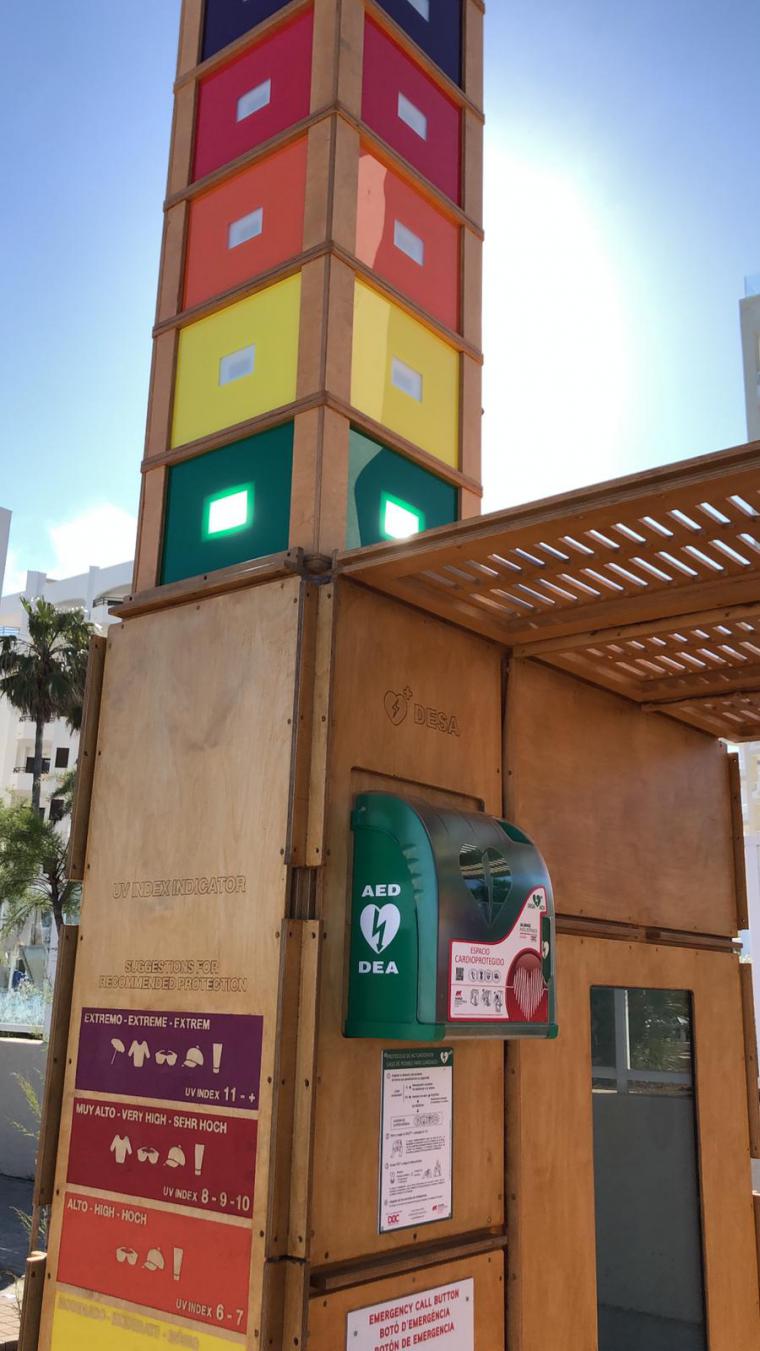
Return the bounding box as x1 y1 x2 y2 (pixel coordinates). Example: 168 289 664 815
30 3 760 1350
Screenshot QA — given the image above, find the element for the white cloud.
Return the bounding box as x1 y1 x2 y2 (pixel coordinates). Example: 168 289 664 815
48 504 137 579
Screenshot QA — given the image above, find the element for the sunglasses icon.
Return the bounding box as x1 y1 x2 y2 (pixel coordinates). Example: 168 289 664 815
137 1147 159 1164
155 1050 178 1066
116 1247 138 1265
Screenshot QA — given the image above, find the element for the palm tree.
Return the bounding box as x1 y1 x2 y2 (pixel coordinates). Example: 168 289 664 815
0 599 93 814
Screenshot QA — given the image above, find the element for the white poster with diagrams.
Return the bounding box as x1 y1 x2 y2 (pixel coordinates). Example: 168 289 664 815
346 1278 474 1350
379 1048 453 1233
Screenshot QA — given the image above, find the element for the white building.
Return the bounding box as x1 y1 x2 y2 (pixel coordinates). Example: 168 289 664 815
0 560 132 1015
0 561 133 823
740 274 760 443
0 508 10 596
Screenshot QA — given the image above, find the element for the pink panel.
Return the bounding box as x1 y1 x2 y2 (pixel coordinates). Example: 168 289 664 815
193 11 313 182
361 19 461 205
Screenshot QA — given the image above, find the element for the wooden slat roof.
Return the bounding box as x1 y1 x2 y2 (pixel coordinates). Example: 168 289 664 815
338 439 760 741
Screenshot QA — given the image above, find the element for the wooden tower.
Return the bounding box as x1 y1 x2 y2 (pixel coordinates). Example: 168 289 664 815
29 4 760 1351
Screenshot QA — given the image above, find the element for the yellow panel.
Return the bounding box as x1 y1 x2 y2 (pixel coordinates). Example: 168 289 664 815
351 280 460 467
171 274 301 448
51 1292 236 1351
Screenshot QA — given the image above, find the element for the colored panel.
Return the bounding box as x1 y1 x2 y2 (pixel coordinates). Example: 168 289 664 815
376 0 463 85
347 427 457 549
202 0 295 62
171 274 301 447
67 1097 258 1218
74 1007 263 1108
356 148 460 332
351 281 459 467
58 1193 251 1332
362 19 461 204
184 138 308 310
161 424 293 584
193 11 313 181
51 1292 232 1351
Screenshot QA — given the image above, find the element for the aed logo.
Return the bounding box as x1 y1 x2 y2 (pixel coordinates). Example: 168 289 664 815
383 686 461 736
359 900 401 975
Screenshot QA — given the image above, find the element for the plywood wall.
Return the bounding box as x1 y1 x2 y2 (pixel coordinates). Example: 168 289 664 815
39 578 303 1351
308 580 506 1266
507 933 760 1351
506 658 738 935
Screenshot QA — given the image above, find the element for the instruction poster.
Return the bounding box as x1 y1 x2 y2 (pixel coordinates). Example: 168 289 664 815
379 1049 453 1233
57 1191 251 1332
67 1096 257 1217
74 1006 263 1107
346 1278 474 1350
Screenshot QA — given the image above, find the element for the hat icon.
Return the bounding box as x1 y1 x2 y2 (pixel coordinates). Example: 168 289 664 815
144 1248 165 1272
182 1046 204 1069
165 1145 186 1169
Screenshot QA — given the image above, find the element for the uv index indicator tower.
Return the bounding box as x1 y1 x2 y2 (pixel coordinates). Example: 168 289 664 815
134 0 485 594
37 5 492 1351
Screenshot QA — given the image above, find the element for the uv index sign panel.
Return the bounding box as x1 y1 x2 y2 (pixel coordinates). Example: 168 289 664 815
171 274 301 448
194 10 313 181
356 148 460 333
351 280 460 468
184 138 308 310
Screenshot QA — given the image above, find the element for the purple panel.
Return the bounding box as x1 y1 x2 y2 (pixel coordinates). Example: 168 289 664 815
376 0 462 87
75 1007 263 1109
201 0 294 62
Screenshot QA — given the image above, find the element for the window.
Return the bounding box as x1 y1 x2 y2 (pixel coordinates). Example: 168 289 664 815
228 207 264 250
393 220 425 267
397 92 428 140
391 357 423 402
25 756 50 774
203 484 254 539
380 492 425 541
591 987 706 1350
219 345 255 386
55 747 69 769
49 798 65 824
236 78 272 123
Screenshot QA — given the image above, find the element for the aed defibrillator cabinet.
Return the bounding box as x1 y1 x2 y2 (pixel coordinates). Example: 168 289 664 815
345 793 557 1040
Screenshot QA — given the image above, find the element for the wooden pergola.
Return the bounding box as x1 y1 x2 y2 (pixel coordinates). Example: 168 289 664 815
340 439 760 741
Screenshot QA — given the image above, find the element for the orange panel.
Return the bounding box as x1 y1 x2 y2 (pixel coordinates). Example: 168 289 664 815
184 139 308 310
356 148 460 333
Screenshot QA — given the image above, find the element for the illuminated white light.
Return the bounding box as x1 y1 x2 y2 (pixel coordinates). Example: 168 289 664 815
397 93 427 140
406 0 430 17
383 498 423 540
393 220 425 266
219 345 255 386
236 79 272 122
391 357 423 402
208 489 250 536
228 207 264 249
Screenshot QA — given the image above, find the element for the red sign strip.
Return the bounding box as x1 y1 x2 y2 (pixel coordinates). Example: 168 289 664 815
67 1097 257 1218
58 1192 251 1332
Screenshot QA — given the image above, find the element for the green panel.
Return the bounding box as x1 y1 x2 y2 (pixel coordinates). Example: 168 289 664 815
161 424 293 585
346 427 458 550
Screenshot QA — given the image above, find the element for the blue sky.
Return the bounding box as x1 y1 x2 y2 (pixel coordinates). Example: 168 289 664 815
1 0 758 587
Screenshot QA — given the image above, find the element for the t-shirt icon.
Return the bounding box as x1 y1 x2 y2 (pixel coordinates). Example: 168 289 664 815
128 1040 150 1068
110 1135 132 1165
